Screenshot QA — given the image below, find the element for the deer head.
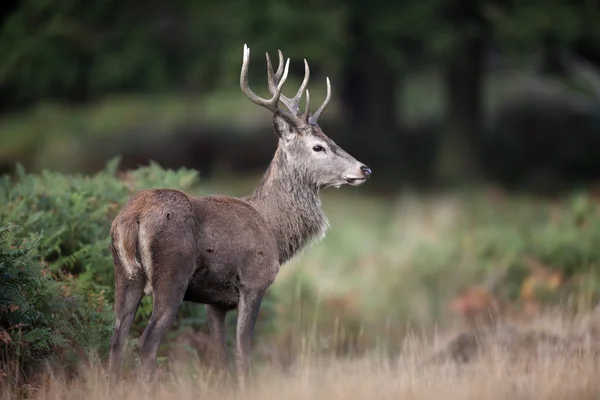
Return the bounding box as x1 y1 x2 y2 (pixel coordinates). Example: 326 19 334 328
240 44 371 189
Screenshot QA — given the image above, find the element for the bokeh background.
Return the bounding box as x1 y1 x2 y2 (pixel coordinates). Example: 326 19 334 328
3 0 600 390
3 0 600 190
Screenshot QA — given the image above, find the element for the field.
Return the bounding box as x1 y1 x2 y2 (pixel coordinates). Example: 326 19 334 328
12 324 600 400
6 310 600 400
3 164 600 399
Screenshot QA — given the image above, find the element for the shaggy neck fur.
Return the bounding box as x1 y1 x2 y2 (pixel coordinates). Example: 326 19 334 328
246 146 329 264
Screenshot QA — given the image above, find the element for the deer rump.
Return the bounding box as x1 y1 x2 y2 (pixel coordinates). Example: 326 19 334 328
110 188 279 310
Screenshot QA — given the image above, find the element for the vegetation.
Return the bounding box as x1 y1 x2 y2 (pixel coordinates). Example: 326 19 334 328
7 317 600 400
0 223 112 384
1 161 600 392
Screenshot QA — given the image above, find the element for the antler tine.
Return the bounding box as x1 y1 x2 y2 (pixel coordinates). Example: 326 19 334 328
241 44 290 113
266 51 311 119
265 50 284 95
282 59 310 116
274 50 285 83
308 77 331 125
304 89 310 118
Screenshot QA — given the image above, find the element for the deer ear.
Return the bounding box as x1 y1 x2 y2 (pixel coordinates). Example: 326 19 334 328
273 112 297 142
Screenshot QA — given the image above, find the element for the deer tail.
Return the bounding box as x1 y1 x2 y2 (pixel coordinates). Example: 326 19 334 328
111 214 143 279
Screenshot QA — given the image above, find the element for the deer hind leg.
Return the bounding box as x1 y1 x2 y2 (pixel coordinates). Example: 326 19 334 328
108 254 145 387
136 254 195 381
137 295 183 382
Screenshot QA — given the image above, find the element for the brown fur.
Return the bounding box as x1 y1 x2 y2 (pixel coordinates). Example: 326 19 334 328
107 46 371 388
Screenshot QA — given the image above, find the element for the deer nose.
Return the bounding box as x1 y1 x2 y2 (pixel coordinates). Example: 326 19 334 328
360 165 372 178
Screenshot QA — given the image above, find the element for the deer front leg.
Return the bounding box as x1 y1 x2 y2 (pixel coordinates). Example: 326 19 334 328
235 288 265 389
206 304 228 372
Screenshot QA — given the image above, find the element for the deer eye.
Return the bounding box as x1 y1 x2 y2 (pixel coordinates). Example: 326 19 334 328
313 145 324 152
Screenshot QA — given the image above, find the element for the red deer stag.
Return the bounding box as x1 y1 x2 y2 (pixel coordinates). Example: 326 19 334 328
107 44 372 385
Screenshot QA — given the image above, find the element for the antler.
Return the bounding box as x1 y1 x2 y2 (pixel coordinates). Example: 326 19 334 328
240 44 290 114
266 50 310 124
266 49 332 126
309 76 331 125
240 44 332 126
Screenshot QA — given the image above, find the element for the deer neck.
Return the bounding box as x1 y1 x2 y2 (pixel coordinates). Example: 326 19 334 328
246 147 329 264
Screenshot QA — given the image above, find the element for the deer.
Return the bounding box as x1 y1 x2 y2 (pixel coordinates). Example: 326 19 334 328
107 44 372 387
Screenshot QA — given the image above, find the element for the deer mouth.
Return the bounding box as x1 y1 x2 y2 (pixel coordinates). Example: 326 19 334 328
345 177 367 186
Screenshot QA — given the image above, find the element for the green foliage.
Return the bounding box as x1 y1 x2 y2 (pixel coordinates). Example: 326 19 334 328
484 0 592 54
0 223 113 384
0 0 243 104
0 158 199 295
267 189 600 347
407 191 600 312
0 159 200 380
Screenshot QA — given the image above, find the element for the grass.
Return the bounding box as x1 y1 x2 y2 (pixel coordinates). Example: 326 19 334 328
6 311 600 400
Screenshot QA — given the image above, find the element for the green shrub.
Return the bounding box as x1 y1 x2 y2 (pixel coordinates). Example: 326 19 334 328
0 223 113 386
306 191 600 336
0 158 199 295
0 160 198 382
410 192 600 314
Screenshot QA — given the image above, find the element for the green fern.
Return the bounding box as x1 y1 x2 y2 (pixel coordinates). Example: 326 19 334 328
0 159 203 385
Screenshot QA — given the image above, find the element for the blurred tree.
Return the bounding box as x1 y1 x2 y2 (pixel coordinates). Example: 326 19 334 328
418 0 600 184
2 0 600 186
336 1 411 178
435 0 490 184
0 0 160 107
0 0 241 109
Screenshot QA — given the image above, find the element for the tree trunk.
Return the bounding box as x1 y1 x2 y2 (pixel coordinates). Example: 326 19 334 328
0 0 21 113
340 52 400 136
436 36 485 185
338 13 403 182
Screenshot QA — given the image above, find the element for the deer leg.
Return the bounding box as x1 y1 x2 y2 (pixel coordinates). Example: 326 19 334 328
206 304 229 372
108 271 145 387
235 288 266 388
137 279 188 381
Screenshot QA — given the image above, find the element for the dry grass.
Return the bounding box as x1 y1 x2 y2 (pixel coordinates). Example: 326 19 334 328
6 312 600 400
9 348 600 400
